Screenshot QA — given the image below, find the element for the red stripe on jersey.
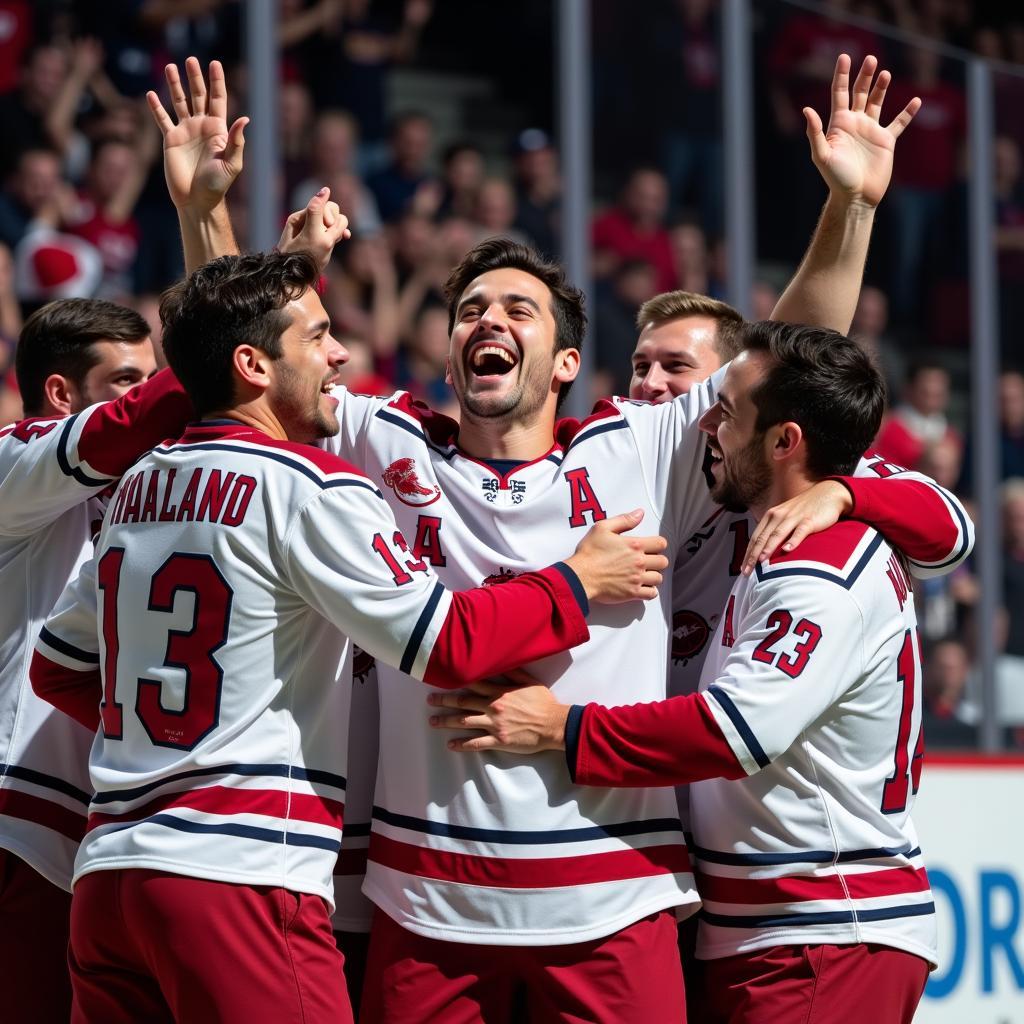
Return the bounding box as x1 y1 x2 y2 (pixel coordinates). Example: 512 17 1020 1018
367 833 691 888
335 848 369 876
0 789 86 841
30 650 102 731
86 785 344 832
554 400 621 447
76 369 193 477
764 520 871 570
385 392 460 448
839 476 960 564
698 865 931 905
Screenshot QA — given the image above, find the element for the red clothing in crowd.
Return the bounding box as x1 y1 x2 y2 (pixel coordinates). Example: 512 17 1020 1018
874 410 961 471
888 80 965 191
592 208 677 293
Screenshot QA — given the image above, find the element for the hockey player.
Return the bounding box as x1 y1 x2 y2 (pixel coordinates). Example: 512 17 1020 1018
429 322 943 1024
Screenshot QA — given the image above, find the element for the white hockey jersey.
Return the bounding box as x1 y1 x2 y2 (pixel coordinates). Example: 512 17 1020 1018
569 520 939 965
0 370 192 889
32 421 591 904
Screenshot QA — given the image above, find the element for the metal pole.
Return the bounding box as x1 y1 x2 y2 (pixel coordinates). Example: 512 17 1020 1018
245 0 280 252
722 0 755 317
557 0 593 419
967 58 1002 752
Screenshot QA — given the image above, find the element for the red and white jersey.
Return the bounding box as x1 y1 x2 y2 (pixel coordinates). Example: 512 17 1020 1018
0 371 191 890
327 378 724 945
570 521 940 965
32 422 590 905
668 452 973 830
690 522 937 964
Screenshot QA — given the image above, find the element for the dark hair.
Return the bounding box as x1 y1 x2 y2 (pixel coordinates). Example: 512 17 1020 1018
740 320 885 477
443 237 586 407
904 357 948 385
442 141 483 166
15 298 150 415
159 251 321 416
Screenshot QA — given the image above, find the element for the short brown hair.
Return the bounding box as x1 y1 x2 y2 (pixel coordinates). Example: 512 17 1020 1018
635 291 744 361
443 237 586 408
15 298 150 415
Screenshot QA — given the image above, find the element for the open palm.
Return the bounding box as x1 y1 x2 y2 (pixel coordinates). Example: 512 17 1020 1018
147 58 248 212
804 54 921 208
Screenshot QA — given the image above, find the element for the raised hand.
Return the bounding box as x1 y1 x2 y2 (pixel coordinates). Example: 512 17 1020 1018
146 57 248 214
563 509 669 604
803 53 921 209
278 188 352 271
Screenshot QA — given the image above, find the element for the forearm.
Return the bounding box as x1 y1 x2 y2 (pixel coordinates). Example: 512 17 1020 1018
179 202 238 274
30 651 101 731
569 693 745 788
771 194 875 334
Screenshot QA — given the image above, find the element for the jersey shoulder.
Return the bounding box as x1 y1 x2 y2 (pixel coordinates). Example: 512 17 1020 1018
554 399 628 449
755 520 887 590
376 391 460 451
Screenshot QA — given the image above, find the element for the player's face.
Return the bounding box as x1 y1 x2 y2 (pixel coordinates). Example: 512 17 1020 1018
448 268 565 424
73 339 159 412
698 351 772 513
272 288 348 443
629 317 722 403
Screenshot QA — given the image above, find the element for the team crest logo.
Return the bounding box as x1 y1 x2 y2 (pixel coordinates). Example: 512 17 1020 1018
352 645 376 683
382 457 441 507
482 567 521 586
672 610 710 664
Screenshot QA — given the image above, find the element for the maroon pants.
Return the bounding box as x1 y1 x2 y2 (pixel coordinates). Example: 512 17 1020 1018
698 942 930 1024
361 908 686 1024
70 869 352 1023
0 849 73 1024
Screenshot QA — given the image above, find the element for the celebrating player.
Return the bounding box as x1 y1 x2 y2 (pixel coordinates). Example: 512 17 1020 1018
151 53 971 1022
29 249 668 1024
429 321 939 1024
0 299 194 1023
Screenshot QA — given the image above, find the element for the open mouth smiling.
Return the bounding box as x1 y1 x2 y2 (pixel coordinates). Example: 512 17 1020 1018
467 339 519 378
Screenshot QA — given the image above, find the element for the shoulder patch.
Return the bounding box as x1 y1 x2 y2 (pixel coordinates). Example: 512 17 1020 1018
756 521 883 589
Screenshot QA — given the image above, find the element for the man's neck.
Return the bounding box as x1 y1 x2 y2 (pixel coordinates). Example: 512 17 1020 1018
455 412 558 461
204 401 288 441
749 470 813 525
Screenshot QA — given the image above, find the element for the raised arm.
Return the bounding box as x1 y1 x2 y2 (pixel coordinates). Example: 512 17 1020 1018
771 53 921 333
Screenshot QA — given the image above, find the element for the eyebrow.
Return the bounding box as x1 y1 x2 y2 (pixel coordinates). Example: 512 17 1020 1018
105 364 147 378
305 318 332 338
457 291 543 317
632 349 691 364
718 390 735 413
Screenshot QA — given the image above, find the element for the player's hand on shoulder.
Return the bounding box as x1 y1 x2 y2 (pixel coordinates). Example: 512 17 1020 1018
147 56 248 213
427 671 569 754
802 52 921 209
564 509 668 604
742 479 853 574
278 188 352 272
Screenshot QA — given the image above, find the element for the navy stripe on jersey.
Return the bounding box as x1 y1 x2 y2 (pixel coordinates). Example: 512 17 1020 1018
400 580 445 674
372 805 684 844
0 764 91 805
692 842 920 866
908 480 971 571
702 901 935 929
755 532 885 589
375 409 458 461
91 762 348 805
546 453 563 466
94 812 342 852
38 626 100 665
706 685 770 768
56 414 113 488
564 418 629 453
159 441 383 497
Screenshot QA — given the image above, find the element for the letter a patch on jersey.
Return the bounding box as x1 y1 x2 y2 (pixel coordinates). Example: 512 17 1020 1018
565 468 607 527
412 515 447 567
721 595 736 648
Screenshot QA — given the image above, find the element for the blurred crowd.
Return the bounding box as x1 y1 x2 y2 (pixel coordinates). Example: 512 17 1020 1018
0 0 1022 747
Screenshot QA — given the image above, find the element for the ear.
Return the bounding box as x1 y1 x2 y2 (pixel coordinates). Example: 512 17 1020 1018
41 373 76 417
553 347 581 386
770 421 804 463
232 345 274 394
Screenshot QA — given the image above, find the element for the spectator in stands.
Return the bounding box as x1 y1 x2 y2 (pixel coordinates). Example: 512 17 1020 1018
43 37 108 180
436 141 484 221
367 110 438 223
472 178 529 246
394 300 455 412
325 233 399 359
593 166 677 293
334 333 393 397
885 46 966 323
291 109 381 237
0 43 68 178
279 79 314 207
669 220 715 296
959 368 1024 489
0 148 73 250
595 259 659 397
994 136 1024 351
0 0 33 96
874 359 961 471
655 0 724 238
511 128 561 257
921 639 977 748
850 284 903 400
